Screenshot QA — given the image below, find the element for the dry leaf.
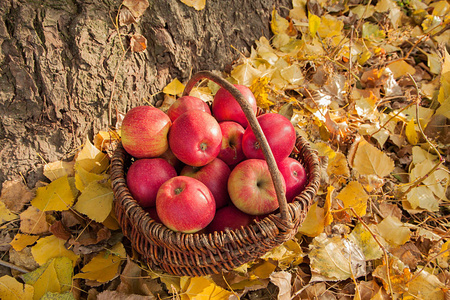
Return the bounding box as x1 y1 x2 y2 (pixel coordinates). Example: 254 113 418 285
335 181 369 217
76 138 109 174
43 160 75 181
74 242 126 283
0 275 34 300
179 276 234 299
350 138 395 178
73 180 114 223
119 7 136 26
386 60 416 78
270 271 291 300
297 201 325 237
0 201 17 223
19 206 49 235
162 78 185 96
74 162 107 192
31 235 79 266
405 118 419 145
179 0 206 11
10 234 39 252
31 175 78 212
130 33 147 52
376 216 411 248
122 0 149 19
0 179 34 213
348 223 383 260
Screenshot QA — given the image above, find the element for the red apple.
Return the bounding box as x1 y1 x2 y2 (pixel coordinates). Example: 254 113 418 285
242 113 296 162
212 85 257 128
167 95 211 122
156 176 216 233
143 206 161 223
218 121 246 167
206 205 255 233
158 147 184 174
180 158 231 209
126 158 177 208
169 110 222 167
278 157 307 203
228 159 286 215
121 106 172 158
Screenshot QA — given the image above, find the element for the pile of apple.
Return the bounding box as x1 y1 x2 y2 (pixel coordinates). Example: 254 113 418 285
121 85 308 234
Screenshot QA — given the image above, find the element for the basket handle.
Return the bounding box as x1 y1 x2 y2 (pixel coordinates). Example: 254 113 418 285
182 71 291 225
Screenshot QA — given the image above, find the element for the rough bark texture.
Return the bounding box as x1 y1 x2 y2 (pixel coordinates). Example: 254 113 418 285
0 0 291 188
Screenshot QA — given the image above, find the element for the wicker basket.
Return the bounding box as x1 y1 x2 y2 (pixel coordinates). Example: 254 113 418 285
110 71 321 276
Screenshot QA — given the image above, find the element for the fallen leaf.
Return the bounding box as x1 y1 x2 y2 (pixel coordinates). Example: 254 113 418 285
31 175 78 212
348 223 383 260
97 290 153 300
405 185 440 212
73 180 114 223
297 201 325 237
19 206 49 235
231 61 262 86
74 162 107 192
261 239 303 269
31 235 79 266
22 256 73 300
122 0 149 19
74 242 126 283
179 276 234 299
130 33 147 52
10 234 39 252
309 234 367 281
405 118 419 145
271 8 290 35
386 60 416 79
118 7 136 26
0 275 34 300
9 247 39 272
376 216 411 248
76 138 109 174
162 78 185 96
43 160 75 182
404 269 446 300
0 201 17 223
309 13 321 36
0 179 34 213
250 77 273 109
179 0 206 10
335 181 369 217
350 138 395 178
270 271 291 300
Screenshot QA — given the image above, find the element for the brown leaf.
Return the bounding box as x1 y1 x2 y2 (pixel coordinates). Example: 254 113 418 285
130 34 147 52
391 242 422 269
67 222 111 254
97 290 152 300
0 179 34 213
8 247 39 273
122 0 149 19
119 7 136 26
49 220 72 240
19 206 49 235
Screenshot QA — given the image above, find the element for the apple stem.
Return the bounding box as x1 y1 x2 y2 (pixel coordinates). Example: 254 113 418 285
182 71 291 225
174 187 183 195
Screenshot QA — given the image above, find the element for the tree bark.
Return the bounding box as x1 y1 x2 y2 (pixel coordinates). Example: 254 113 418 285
0 0 290 188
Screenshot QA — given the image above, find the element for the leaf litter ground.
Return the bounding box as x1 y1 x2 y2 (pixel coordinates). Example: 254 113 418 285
0 0 449 299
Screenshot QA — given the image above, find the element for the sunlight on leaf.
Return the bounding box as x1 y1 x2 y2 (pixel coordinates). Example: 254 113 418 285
261 239 303 269
270 271 291 300
20 206 49 235
308 13 321 37
76 138 109 174
122 0 149 19
231 61 262 86
31 235 79 266
163 78 185 96
179 0 206 10
376 216 411 248
43 160 75 182
0 275 34 300
179 276 234 300
74 242 126 283
348 223 383 260
31 176 78 212
0 201 17 223
386 60 416 79
405 118 419 145
350 138 394 178
271 8 290 35
22 257 73 300
73 180 114 223
75 162 107 192
297 201 325 237
336 181 369 217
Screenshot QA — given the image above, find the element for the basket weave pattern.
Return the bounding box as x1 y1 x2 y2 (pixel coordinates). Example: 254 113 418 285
111 136 320 276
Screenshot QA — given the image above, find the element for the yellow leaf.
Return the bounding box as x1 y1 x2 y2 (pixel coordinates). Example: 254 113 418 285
327 152 350 186
317 15 344 40
180 277 234 300
351 138 394 178
231 61 262 86
376 216 411 248
251 260 277 279
404 269 446 299
250 77 273 109
336 181 369 217
0 201 17 223
0 275 34 300
179 0 205 11
31 235 79 266
22 257 73 300
405 118 418 146
324 186 334 226
43 160 75 181
102 210 121 230
261 239 303 269
74 162 107 192
386 60 416 79
308 13 321 36
31 175 78 212
411 159 449 200
297 201 325 237
74 242 125 283
10 234 39 251
93 130 120 153
405 186 440 212
348 223 383 260
163 78 185 96
76 138 109 174
271 8 290 35
73 180 114 223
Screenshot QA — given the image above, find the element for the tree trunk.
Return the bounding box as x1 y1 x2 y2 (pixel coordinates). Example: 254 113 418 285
0 0 291 188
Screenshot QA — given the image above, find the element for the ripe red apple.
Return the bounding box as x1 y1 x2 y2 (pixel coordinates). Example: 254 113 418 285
121 106 172 158
218 121 246 167
126 158 177 208
167 95 211 122
242 113 296 162
278 157 307 203
212 85 257 128
169 110 222 167
180 158 231 209
158 147 184 174
228 159 286 215
206 205 255 233
156 176 216 233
